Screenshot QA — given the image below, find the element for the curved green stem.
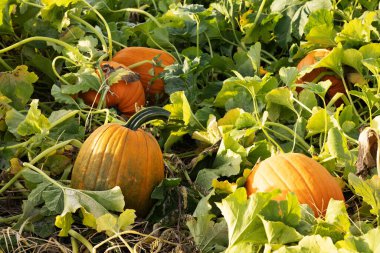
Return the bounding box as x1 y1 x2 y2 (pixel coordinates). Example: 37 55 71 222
49 110 80 129
23 162 63 188
0 57 12 70
52 56 80 86
126 8 163 28
30 139 82 165
81 0 113 60
69 229 94 252
264 121 311 151
250 0 267 33
71 236 79 253
0 170 24 195
0 139 33 151
0 214 22 224
0 36 84 62
68 12 108 54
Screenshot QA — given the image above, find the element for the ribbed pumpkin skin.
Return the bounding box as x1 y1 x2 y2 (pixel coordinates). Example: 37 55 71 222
71 123 164 217
112 47 176 96
296 49 345 105
79 61 145 117
245 153 344 216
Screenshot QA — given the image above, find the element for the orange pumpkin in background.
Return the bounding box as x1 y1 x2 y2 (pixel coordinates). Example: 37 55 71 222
112 47 176 99
296 49 346 105
245 153 345 217
79 61 145 117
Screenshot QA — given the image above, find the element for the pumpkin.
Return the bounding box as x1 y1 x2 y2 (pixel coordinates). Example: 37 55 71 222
296 49 346 105
245 153 345 216
70 107 170 217
112 47 176 98
79 61 145 117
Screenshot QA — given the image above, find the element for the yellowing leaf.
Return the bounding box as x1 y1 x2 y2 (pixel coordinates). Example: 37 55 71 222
55 213 74 237
96 213 117 235
117 209 136 231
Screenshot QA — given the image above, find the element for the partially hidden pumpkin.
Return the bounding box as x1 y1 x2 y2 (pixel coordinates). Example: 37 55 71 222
296 49 346 105
79 61 145 117
112 47 176 98
245 153 345 216
71 107 170 217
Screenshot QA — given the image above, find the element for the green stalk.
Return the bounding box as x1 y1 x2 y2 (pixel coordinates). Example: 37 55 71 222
30 139 82 165
68 12 108 53
0 57 12 70
68 229 94 252
81 0 113 60
0 36 84 62
264 121 311 151
0 170 24 195
71 236 79 253
23 162 63 188
250 0 267 33
49 110 80 129
52 56 80 86
0 214 22 224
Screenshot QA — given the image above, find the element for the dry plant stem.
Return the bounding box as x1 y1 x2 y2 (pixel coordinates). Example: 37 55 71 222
92 230 179 253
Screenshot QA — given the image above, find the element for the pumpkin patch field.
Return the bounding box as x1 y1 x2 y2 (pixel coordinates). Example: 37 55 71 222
2 0 380 252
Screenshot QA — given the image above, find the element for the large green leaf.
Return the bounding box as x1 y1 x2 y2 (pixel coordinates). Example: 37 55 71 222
0 65 37 110
216 188 279 249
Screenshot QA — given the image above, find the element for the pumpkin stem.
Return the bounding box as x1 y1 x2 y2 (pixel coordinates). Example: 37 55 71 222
125 106 170 130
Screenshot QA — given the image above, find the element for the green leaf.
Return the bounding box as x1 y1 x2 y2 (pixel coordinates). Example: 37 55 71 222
0 65 37 110
0 0 14 34
326 127 350 160
260 218 303 244
195 148 242 190
279 67 298 87
17 100 51 136
348 174 380 217
275 235 338 252
216 188 279 248
164 91 199 127
313 45 344 77
335 12 377 47
359 43 380 60
192 114 222 145
342 49 363 74
336 228 380 252
265 87 296 112
187 191 228 253
271 0 332 47
324 199 350 234
247 43 261 74
306 108 333 137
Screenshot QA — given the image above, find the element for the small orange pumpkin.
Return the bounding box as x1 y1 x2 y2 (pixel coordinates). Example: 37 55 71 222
71 107 170 217
112 47 176 98
296 49 345 105
79 61 145 117
245 153 345 216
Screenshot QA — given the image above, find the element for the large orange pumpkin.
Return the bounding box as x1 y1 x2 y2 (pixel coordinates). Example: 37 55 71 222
71 107 170 217
112 47 176 98
245 153 345 216
296 49 345 105
79 61 145 117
